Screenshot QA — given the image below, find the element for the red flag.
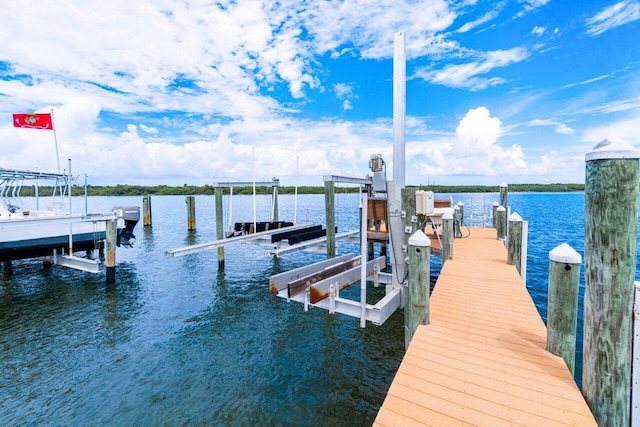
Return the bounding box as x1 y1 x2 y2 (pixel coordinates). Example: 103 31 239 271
13 113 54 130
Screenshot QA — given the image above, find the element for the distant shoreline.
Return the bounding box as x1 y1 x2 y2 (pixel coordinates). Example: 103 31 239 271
19 183 586 197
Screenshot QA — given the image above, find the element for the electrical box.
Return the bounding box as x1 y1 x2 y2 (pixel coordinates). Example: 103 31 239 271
415 190 434 215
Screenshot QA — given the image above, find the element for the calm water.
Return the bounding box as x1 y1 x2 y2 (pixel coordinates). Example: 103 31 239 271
0 192 636 425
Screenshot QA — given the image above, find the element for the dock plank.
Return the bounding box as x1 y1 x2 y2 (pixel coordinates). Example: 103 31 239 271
374 227 596 426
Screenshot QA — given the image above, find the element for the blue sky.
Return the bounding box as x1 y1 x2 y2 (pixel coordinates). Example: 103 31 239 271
1 0 639 186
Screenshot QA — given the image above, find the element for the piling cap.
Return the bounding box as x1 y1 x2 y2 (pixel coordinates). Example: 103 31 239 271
549 243 582 264
492 201 499 207
408 229 431 247
457 201 464 206
496 205 506 212
508 212 522 222
499 182 508 188
585 138 640 161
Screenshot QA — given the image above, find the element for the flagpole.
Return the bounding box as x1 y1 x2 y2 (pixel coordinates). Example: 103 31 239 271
50 108 61 173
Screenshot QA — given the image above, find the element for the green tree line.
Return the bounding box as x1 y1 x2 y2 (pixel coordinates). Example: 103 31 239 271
16 182 585 197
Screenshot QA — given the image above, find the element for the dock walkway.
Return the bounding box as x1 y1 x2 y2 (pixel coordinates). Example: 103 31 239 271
375 227 596 426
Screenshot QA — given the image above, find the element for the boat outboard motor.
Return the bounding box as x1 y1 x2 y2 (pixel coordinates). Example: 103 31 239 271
112 206 140 247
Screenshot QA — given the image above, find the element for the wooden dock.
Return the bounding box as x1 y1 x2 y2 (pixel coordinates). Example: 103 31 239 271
374 227 596 426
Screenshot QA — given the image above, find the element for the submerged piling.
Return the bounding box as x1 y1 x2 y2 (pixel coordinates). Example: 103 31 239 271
215 187 225 270
582 138 640 426
106 219 116 284
186 196 196 230
142 195 152 227
324 181 335 258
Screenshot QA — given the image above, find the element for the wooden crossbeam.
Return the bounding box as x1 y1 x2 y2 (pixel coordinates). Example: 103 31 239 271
288 257 362 298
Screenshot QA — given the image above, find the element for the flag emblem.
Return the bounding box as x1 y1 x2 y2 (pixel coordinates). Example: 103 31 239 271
13 113 54 130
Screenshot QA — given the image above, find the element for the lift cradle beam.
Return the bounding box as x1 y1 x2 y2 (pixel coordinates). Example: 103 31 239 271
165 224 314 257
267 230 359 257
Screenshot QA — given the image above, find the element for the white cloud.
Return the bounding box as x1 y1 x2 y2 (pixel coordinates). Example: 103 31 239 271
139 124 159 134
515 0 550 17
531 26 546 36
414 47 529 90
456 10 501 33
333 83 358 111
0 1 316 118
586 1 640 36
408 107 529 177
456 107 502 150
523 0 550 7
581 116 640 146
525 118 575 134
555 124 575 135
301 0 457 59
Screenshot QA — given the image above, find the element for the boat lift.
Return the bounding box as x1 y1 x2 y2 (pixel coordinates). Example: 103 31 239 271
1 167 139 275
165 178 358 259
268 155 404 328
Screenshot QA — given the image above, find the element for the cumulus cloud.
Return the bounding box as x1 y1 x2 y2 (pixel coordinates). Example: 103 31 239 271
0 0 592 186
408 107 529 177
456 107 503 150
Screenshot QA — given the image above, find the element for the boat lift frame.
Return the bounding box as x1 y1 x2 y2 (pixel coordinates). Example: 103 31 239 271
270 188 402 327
166 177 360 259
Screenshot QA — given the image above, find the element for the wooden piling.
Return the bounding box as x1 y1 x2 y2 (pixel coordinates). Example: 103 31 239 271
547 243 581 376
215 187 225 270
186 196 196 230
106 219 116 284
492 201 499 229
456 201 464 225
499 182 508 210
142 195 152 227
495 205 506 241
272 185 279 222
441 212 453 261
404 229 431 348
454 205 462 238
507 212 523 275
583 138 640 426
324 181 336 258
402 188 418 249
368 242 375 261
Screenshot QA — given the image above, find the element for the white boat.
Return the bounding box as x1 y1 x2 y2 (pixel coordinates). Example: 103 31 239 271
0 168 139 265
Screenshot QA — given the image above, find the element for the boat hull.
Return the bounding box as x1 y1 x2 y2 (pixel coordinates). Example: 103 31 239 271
0 216 107 262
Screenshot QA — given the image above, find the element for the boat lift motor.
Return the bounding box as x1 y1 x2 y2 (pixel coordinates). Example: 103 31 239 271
369 154 386 193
